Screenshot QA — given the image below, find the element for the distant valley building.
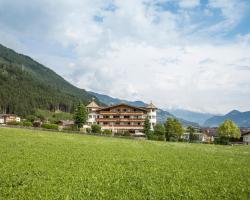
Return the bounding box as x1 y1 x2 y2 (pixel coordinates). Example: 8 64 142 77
243 132 250 145
86 99 157 133
0 114 21 124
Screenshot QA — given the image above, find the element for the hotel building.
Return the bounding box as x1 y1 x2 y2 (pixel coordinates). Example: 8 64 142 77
86 100 157 132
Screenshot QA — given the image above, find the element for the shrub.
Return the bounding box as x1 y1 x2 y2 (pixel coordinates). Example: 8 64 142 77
63 124 78 131
123 131 131 137
215 137 230 145
146 130 155 140
33 121 41 127
154 135 165 141
23 121 33 127
86 128 91 134
41 123 58 130
91 124 102 134
6 121 21 126
25 115 37 123
103 129 112 135
169 136 178 142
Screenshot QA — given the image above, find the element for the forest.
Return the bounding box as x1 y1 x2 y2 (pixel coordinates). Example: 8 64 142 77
0 44 97 116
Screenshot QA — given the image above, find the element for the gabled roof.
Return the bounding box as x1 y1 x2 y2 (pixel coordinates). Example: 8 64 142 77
146 101 157 109
242 132 250 136
97 103 148 112
86 100 100 108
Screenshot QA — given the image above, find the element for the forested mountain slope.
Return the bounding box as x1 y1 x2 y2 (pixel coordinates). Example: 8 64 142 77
0 44 96 115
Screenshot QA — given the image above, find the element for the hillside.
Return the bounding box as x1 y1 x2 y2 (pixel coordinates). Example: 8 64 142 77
0 44 96 115
89 91 199 127
204 110 250 127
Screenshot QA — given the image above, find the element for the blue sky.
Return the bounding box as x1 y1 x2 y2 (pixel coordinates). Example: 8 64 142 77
0 0 250 114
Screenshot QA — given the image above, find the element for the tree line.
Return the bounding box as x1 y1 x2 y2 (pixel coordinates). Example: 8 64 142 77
144 117 241 144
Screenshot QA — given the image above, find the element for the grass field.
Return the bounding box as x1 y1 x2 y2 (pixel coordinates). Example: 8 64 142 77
0 128 250 200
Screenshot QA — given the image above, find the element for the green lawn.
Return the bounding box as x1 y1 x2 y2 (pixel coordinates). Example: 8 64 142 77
0 128 250 200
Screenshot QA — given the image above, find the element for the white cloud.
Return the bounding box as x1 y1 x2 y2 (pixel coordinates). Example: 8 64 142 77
178 0 200 9
0 0 249 114
207 0 247 32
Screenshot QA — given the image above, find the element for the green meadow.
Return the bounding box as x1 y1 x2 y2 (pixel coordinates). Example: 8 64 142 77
0 128 249 200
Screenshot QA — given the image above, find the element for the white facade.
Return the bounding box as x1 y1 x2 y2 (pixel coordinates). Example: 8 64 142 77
0 118 4 124
148 109 157 130
87 108 98 125
243 133 250 144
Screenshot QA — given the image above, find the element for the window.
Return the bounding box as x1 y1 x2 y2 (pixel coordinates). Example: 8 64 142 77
124 116 129 119
123 109 127 112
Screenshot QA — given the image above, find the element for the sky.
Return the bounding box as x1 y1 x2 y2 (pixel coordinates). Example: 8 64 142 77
0 0 250 114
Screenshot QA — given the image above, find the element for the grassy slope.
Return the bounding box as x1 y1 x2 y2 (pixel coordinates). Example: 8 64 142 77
0 128 249 200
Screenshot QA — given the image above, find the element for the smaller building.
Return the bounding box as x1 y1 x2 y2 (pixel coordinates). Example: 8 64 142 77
243 132 250 145
0 114 21 124
58 120 74 128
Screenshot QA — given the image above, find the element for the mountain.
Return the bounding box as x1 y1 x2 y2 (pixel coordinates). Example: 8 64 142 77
0 44 97 115
204 110 250 127
89 91 199 127
166 108 214 126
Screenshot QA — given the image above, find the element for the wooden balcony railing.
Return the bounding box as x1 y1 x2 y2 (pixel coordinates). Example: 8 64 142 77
98 111 146 115
96 118 145 122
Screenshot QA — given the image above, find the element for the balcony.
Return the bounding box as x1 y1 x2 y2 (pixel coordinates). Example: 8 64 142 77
101 125 144 130
96 118 145 122
98 111 145 115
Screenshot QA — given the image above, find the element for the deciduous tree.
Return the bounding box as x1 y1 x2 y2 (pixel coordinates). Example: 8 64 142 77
218 120 240 144
165 118 184 141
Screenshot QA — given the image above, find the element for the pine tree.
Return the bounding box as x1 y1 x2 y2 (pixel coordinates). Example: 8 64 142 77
73 103 88 129
143 116 151 137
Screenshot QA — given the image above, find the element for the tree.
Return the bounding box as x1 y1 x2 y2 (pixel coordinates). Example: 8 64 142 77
217 120 240 144
91 124 102 134
186 126 195 142
143 116 151 137
164 118 184 141
154 124 166 141
73 103 87 128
